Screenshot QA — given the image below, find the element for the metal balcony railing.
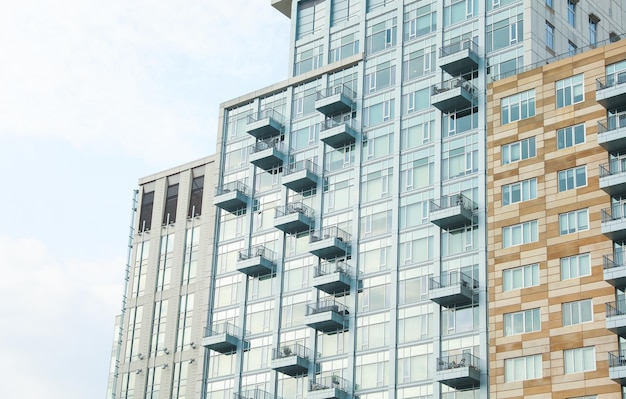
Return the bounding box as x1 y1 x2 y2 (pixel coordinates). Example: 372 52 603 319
430 194 477 213
320 117 360 132
431 77 477 96
310 225 351 243
600 159 626 178
272 342 311 360
234 388 279 399
602 204 626 223
284 159 319 176
247 109 285 125
436 353 480 371
315 259 352 278
238 245 277 262
305 299 348 316
606 299 626 317
440 38 478 57
598 115 626 134
429 270 478 290
609 350 626 367
605 249 626 270
309 375 350 392
597 71 626 90
275 202 314 219
205 321 244 337
317 84 356 100
215 180 249 196
249 137 286 154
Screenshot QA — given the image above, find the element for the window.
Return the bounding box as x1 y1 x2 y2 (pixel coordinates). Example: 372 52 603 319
365 61 396 93
558 166 586 191
502 178 537 206
561 253 590 280
366 18 397 55
163 183 179 224
486 12 523 52
502 220 538 248
188 176 204 217
589 17 598 46
556 74 584 108
564 347 595 374
139 190 155 232
363 98 394 127
443 0 477 27
329 32 359 63
567 1 575 27
297 0 325 39
557 123 585 149
501 90 536 124
568 41 577 56
331 0 360 26
504 308 540 336
545 0 552 7
503 264 539 291
562 299 593 326
504 354 542 382
403 87 430 115
545 22 554 50
501 137 536 165
559 209 589 235
403 3 436 41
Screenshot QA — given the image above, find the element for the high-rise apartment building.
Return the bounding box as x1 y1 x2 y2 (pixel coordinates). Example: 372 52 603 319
487 39 626 398
107 1 626 398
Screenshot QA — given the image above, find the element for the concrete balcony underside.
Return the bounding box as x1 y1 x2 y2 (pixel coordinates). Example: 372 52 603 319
599 126 626 152
430 204 474 229
602 218 626 241
271 0 292 18
283 169 318 192
315 93 353 116
313 272 352 296
607 313 626 338
202 333 249 354
429 283 474 308
305 309 347 333
436 366 480 390
320 124 357 149
439 48 479 76
605 265 626 287
246 117 282 139
600 172 626 196
308 387 351 399
431 87 473 112
213 190 249 213
274 211 313 233
236 256 276 277
309 237 349 259
249 147 286 171
271 356 314 377
597 85 626 109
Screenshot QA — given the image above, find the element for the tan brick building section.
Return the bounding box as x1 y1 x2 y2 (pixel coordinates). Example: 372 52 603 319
488 40 626 399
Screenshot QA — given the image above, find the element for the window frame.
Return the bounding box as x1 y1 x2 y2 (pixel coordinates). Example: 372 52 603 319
501 90 536 125
559 208 589 235
556 74 584 108
564 347 596 374
502 178 538 206
557 165 587 192
503 263 540 291
562 299 593 326
502 220 539 248
504 308 541 336
501 137 536 165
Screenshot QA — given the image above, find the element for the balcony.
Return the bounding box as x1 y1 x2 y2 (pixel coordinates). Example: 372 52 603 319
249 138 287 171
213 181 250 213
436 353 480 389
235 388 279 399
202 321 249 354
429 270 477 308
596 72 626 109
319 118 359 149
246 109 285 140
604 249 626 287
598 116 626 152
600 159 626 196
308 375 353 399
431 77 476 112
315 85 355 116
429 194 476 230
283 160 320 192
602 205 626 241
309 226 351 259
271 343 319 377
236 245 277 278
439 39 479 76
274 202 314 233
607 300 626 337
305 299 348 334
609 350 626 385
313 259 358 296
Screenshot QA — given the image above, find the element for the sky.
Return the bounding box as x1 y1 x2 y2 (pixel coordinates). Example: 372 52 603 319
0 1 289 397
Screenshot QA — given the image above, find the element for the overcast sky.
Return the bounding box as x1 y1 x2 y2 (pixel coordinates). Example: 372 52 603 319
0 1 289 397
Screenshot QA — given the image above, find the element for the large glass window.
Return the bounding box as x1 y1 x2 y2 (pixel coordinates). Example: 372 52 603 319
486 9 523 52
139 190 154 232
558 166 586 192
400 148 434 192
331 0 360 26
557 123 585 149
163 183 179 224
442 135 478 180
188 176 204 217
294 40 324 75
502 178 537 206
504 308 540 336
504 354 542 382
402 87 430 116
501 90 535 124
363 97 394 127
401 112 435 150
503 264 539 291
501 137 536 165
556 74 584 108
329 32 360 63
444 107 478 138
365 60 396 93
567 0 576 26
297 0 325 39
402 44 435 81
564 347 596 374
562 299 593 326
502 220 538 248
403 3 436 41
443 0 478 27
545 22 554 50
366 18 397 55
561 253 591 280
559 209 589 235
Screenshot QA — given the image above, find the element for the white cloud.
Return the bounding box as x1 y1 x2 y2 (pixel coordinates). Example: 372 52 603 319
0 235 124 398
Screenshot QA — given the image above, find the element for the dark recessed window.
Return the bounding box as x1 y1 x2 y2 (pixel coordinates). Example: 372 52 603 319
188 176 204 218
139 191 154 232
163 184 179 224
